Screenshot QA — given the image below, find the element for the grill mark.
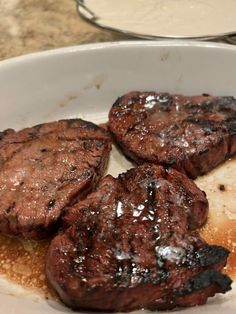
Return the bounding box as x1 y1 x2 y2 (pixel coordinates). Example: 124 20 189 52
112 95 139 113
58 169 94 185
114 252 132 287
216 96 236 110
170 175 200 232
146 170 167 285
154 168 190 278
11 147 84 210
57 137 109 143
113 199 123 286
113 197 121 285
77 201 103 280
184 117 217 135
114 196 132 288
0 124 76 162
147 180 156 222
119 170 159 285
83 140 104 150
159 123 180 138
71 209 93 280
65 118 106 132
184 102 199 114
127 227 138 286
124 115 147 137
200 101 214 112
85 185 118 286
0 125 101 166
13 143 100 203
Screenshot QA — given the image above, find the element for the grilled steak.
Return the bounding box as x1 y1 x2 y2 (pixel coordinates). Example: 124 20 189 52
109 91 236 178
46 164 232 312
0 119 111 239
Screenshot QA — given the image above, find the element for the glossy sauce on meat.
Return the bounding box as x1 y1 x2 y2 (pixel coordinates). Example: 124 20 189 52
109 92 236 179
46 164 231 312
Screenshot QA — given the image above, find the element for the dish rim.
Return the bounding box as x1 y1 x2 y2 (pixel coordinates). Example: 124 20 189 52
1 40 236 67
76 0 236 40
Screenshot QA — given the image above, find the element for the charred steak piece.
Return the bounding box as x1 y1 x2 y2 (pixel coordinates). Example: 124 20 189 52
109 91 236 178
46 164 232 312
0 119 111 239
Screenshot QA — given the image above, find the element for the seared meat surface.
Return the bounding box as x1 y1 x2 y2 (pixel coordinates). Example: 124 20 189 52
109 91 236 178
0 119 111 239
46 164 232 312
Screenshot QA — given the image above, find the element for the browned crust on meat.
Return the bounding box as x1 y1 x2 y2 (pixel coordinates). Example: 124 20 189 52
0 119 111 239
46 164 231 311
108 92 236 178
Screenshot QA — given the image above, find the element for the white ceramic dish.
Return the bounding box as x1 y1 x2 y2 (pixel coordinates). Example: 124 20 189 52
77 0 236 40
0 41 235 313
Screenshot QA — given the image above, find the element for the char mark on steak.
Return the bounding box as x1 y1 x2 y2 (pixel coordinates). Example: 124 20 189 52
46 164 232 312
108 91 236 178
0 119 111 239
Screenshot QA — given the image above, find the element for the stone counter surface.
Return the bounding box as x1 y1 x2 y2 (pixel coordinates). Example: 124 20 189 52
0 0 127 60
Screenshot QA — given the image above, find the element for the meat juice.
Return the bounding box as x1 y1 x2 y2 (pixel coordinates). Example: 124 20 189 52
0 234 50 296
196 156 236 279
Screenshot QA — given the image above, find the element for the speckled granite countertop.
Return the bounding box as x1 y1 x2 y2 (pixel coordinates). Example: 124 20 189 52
0 0 128 60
